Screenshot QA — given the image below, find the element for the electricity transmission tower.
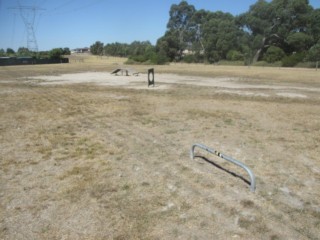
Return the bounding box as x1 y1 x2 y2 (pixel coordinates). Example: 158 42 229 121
9 5 45 52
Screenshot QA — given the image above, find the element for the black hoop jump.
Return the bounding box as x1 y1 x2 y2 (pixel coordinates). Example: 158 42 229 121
148 68 155 87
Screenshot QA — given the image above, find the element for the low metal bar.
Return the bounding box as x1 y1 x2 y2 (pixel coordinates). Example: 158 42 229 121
190 143 256 192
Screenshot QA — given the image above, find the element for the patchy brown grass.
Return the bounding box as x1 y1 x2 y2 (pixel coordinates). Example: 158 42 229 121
1 58 320 239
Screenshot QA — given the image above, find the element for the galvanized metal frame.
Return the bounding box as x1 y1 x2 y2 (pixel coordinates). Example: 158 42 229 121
190 143 256 192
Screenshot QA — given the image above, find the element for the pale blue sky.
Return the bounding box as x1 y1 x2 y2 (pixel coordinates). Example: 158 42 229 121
1 0 319 51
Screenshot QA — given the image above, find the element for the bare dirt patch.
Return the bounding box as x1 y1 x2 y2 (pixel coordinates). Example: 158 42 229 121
31 71 320 100
1 62 320 239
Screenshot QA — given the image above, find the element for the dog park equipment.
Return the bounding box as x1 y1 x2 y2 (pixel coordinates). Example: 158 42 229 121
111 68 139 76
148 68 155 87
111 68 129 76
190 143 256 192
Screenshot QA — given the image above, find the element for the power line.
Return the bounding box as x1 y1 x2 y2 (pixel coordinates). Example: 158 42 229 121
45 0 103 16
68 0 104 13
35 12 42 34
10 13 16 48
38 0 48 8
47 0 76 14
8 5 45 52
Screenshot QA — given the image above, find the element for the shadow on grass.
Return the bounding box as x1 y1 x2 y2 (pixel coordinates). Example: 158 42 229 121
194 155 251 186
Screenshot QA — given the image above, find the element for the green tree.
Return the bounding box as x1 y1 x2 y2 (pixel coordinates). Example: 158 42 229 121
62 47 71 55
166 1 196 60
156 31 180 61
237 0 314 62
17 47 31 56
237 0 278 62
6 48 15 55
310 9 320 42
306 40 320 65
0 48 5 56
90 41 104 55
226 50 243 61
282 52 306 67
190 9 208 55
201 11 239 62
37 51 50 58
129 41 152 56
263 46 285 63
128 41 165 64
104 42 129 57
155 0 319 65
49 48 63 59
286 32 313 52
151 51 169 65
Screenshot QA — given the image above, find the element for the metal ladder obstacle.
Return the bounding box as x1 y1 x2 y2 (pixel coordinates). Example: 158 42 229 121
190 143 256 192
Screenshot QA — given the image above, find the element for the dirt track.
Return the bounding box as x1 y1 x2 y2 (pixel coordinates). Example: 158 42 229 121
1 64 320 239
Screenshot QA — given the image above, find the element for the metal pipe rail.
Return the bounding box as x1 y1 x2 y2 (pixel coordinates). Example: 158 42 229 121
190 143 256 192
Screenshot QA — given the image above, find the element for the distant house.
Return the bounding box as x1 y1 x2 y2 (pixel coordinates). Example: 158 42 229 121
71 47 90 54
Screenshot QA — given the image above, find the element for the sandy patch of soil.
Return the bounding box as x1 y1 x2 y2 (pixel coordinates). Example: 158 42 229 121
31 71 320 99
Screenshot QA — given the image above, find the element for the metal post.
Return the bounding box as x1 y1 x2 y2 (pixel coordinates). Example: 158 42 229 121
190 143 256 192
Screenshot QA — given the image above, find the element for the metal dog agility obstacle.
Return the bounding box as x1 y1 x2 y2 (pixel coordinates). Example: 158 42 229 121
190 143 256 192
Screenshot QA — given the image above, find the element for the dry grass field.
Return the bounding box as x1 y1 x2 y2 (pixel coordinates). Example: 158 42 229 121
1 55 320 239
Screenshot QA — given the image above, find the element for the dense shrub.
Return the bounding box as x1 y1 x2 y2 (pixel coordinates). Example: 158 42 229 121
263 46 285 63
282 52 306 67
90 41 104 55
295 62 317 68
0 49 5 57
217 60 244 66
226 50 243 61
126 52 168 65
49 48 64 59
252 61 282 67
182 55 196 63
129 55 148 63
306 42 320 62
151 52 169 65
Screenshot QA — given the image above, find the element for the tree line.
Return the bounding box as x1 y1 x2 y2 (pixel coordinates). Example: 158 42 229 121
90 40 168 64
1 0 319 67
93 0 320 67
0 47 71 59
